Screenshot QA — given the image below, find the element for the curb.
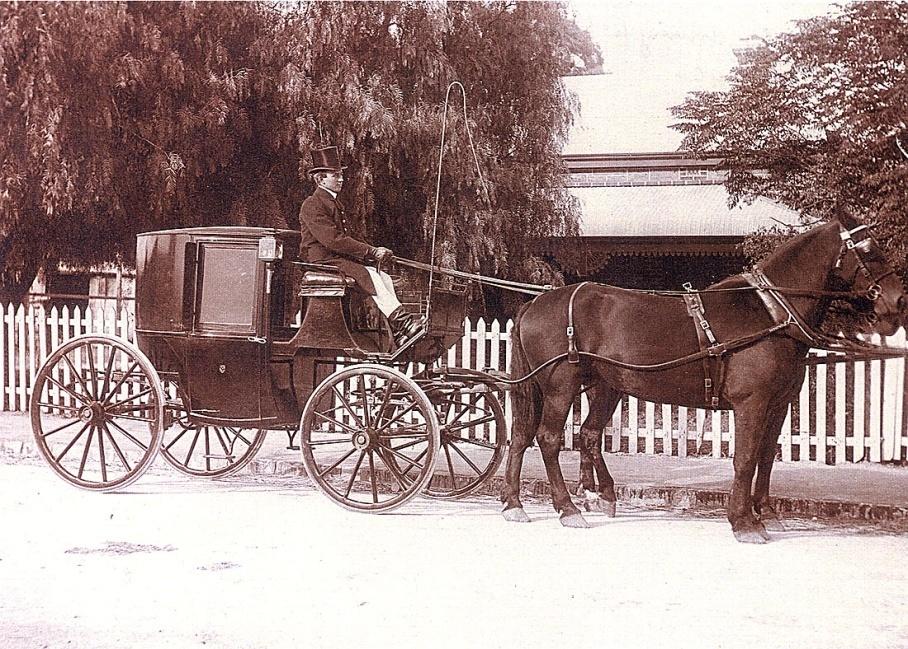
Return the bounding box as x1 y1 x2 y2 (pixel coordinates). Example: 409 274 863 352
247 458 908 524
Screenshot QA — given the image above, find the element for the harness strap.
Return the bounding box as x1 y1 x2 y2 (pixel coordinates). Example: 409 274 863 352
682 285 724 408
566 282 589 364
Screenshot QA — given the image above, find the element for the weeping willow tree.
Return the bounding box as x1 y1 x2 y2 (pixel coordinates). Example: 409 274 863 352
0 1 600 312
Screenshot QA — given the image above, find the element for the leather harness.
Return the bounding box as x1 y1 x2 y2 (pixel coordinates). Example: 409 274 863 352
563 273 806 410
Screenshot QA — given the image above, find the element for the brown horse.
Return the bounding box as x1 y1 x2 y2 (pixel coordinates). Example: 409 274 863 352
502 213 907 543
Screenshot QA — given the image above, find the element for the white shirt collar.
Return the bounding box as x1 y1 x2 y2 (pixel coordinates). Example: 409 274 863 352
321 186 338 200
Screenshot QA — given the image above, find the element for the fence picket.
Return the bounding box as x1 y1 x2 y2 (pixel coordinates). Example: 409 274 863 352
6 304 16 411
780 407 792 462
816 350 828 464
799 371 811 461
853 357 866 462
869 353 882 463
16 305 27 411
835 359 846 464
677 405 688 458
610 398 622 452
662 403 673 456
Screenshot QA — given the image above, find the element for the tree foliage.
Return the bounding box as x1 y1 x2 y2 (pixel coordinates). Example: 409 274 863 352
671 1 908 276
0 1 600 312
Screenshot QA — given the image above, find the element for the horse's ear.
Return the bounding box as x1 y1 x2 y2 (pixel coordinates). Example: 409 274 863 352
835 204 861 230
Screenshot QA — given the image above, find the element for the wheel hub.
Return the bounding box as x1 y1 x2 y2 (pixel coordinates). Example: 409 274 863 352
78 402 105 424
352 429 374 450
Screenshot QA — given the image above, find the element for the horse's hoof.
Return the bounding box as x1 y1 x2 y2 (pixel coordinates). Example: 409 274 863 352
586 498 616 517
560 512 591 528
733 528 769 544
502 507 531 523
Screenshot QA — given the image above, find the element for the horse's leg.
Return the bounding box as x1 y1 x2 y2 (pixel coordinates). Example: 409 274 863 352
535 389 589 528
728 398 773 544
500 423 535 522
578 384 621 517
751 400 794 534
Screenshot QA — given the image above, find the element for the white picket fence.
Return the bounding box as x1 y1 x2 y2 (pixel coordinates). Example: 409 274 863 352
4 303 908 464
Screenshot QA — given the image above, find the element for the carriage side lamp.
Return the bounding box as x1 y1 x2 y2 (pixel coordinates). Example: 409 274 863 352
258 236 283 261
258 236 284 294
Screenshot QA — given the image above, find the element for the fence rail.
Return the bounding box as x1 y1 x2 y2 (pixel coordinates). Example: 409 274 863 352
4 303 907 464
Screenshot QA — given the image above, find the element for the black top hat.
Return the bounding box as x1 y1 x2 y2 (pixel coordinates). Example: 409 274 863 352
308 146 346 175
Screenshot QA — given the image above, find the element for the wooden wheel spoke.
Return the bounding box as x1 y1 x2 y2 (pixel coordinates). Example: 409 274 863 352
368 451 378 504
184 429 201 467
40 416 84 438
85 344 98 400
394 447 428 482
446 412 496 434
101 423 132 472
313 409 361 436
375 399 419 433
358 374 373 429
54 421 91 462
307 436 355 447
100 359 142 403
105 386 156 412
378 443 426 473
106 419 150 452
343 451 367 498
331 385 367 430
99 346 116 404
443 442 456 481
97 423 108 483
373 384 395 431
77 426 96 480
45 374 91 406
61 354 93 401
444 439 484 476
35 402 82 416
317 447 357 479
376 448 417 490
212 427 234 459
164 427 190 451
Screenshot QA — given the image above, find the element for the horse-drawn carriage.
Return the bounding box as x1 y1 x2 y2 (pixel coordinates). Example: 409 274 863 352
29 226 507 512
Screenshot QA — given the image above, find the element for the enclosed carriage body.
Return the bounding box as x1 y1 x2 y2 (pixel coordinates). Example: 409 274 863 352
30 225 505 508
135 226 302 428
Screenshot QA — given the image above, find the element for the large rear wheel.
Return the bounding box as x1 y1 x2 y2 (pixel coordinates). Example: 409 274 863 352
29 335 164 491
299 364 440 512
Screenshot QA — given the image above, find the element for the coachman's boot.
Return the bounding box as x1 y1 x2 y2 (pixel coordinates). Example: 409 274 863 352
388 307 423 346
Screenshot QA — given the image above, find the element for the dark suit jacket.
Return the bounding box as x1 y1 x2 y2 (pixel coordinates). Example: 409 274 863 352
298 187 376 294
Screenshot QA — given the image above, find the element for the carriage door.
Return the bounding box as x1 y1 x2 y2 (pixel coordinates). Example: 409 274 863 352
185 240 266 422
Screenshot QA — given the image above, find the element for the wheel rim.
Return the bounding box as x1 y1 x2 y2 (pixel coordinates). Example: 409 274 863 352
30 336 164 491
423 386 507 499
300 365 440 512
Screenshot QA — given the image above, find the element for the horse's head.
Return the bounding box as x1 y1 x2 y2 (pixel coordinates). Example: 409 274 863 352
834 215 907 337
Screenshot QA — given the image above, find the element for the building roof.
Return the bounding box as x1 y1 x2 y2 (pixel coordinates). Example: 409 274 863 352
571 185 803 237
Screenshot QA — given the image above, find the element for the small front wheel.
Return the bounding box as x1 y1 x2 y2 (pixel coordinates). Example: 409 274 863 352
29 335 164 491
299 364 440 512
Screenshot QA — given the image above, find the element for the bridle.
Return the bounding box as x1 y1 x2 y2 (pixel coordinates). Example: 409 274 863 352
835 224 900 304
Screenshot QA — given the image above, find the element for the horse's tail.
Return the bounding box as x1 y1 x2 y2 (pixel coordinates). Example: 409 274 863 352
509 302 542 442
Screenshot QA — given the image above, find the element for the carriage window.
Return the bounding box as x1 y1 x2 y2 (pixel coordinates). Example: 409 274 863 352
196 243 259 332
